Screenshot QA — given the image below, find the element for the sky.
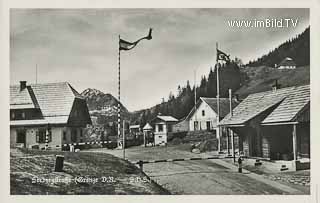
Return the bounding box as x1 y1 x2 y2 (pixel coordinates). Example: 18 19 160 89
10 8 309 111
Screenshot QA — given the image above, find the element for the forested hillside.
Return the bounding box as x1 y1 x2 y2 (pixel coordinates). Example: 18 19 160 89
247 27 309 67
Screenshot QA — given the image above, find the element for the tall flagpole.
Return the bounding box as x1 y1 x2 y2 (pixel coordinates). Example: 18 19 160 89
118 35 122 149
216 42 221 152
194 69 197 130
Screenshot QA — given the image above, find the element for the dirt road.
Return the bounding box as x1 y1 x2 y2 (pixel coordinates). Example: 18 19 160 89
88 145 306 195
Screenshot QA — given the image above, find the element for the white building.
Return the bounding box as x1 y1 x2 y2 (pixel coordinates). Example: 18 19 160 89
277 57 296 69
186 97 238 132
151 115 178 145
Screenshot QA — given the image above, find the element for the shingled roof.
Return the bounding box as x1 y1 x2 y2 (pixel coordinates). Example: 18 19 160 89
10 82 85 126
186 97 239 120
219 85 310 126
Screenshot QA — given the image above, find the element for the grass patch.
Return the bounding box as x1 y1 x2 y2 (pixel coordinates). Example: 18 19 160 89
10 148 169 195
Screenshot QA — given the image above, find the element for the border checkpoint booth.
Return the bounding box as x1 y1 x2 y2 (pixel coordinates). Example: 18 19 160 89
143 123 154 147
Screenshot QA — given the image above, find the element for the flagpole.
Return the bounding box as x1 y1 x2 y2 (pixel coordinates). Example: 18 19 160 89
118 35 122 149
194 68 197 130
216 42 221 153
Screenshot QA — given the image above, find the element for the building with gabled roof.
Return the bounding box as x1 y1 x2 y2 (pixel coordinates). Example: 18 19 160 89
150 115 178 146
10 81 92 150
186 97 239 132
277 57 296 69
219 85 310 170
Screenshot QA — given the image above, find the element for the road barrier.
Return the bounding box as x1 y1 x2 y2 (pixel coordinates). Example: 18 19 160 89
135 155 237 172
35 140 115 150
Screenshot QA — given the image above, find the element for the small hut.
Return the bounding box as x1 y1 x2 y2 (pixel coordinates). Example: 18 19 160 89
143 123 154 147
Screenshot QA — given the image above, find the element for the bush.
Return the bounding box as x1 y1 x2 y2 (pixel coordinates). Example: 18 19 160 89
198 139 218 152
171 137 183 145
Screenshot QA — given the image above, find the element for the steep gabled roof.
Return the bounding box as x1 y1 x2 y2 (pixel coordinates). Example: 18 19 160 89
143 123 153 130
10 82 84 126
262 85 310 124
10 86 38 109
219 85 310 126
186 97 238 120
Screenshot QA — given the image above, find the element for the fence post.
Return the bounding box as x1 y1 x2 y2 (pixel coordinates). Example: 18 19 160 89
238 156 242 173
138 160 144 171
54 155 64 172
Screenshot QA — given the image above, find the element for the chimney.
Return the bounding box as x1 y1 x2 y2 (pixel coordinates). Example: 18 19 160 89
20 81 27 91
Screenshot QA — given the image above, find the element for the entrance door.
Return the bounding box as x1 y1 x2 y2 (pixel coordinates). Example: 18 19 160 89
206 121 211 130
16 130 26 147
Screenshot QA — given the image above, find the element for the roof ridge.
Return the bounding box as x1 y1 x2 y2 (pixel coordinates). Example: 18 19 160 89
10 81 69 87
248 84 309 97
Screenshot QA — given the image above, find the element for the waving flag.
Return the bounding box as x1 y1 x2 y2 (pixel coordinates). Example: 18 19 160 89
119 28 153 51
217 48 230 62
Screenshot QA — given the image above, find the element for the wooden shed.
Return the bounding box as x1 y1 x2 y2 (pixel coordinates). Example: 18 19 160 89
219 85 310 170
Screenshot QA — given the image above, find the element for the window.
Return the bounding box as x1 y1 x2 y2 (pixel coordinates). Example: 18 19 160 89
168 124 172 132
194 121 199 130
63 131 67 141
11 111 27 120
202 110 205 116
80 129 83 137
158 124 163 132
71 129 77 142
36 129 51 143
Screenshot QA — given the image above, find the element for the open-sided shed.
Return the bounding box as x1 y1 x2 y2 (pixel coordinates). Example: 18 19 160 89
219 85 310 169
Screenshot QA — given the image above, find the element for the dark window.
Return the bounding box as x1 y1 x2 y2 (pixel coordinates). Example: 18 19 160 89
71 129 77 142
63 131 67 141
202 110 205 116
11 111 27 120
80 129 83 137
36 129 51 143
16 130 26 143
168 124 172 132
158 124 163 132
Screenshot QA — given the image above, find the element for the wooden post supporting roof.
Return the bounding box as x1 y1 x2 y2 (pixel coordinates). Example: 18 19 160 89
292 124 297 161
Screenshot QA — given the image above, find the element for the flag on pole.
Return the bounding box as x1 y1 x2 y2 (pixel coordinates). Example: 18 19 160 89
217 48 230 62
119 28 152 51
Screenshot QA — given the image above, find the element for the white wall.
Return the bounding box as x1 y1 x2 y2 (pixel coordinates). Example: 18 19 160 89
154 121 168 145
189 101 218 131
10 126 86 149
10 126 63 149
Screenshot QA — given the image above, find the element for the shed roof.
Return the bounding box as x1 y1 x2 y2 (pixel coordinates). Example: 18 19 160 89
219 85 310 126
130 125 140 129
10 82 84 126
150 115 178 124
